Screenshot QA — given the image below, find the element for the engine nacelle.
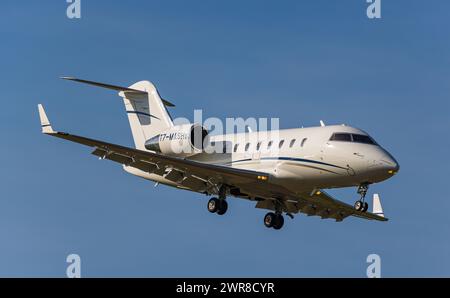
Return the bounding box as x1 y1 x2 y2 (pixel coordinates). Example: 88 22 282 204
144 124 209 157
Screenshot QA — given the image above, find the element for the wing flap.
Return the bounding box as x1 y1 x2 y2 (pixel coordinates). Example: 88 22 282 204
92 148 134 165
180 175 208 192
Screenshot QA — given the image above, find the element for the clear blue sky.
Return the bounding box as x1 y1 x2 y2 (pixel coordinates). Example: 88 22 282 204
0 0 449 277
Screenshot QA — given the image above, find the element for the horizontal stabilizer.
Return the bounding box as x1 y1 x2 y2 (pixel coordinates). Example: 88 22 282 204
38 104 54 134
61 77 175 107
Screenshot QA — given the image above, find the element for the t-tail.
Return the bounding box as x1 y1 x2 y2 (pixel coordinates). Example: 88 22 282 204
61 77 175 150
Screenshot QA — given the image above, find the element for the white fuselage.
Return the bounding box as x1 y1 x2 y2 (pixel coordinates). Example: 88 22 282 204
125 124 399 194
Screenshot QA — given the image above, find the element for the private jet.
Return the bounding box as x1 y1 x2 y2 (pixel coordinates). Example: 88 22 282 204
38 78 399 230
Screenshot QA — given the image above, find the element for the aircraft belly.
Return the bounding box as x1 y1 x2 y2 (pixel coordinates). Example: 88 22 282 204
270 161 357 191
123 157 362 200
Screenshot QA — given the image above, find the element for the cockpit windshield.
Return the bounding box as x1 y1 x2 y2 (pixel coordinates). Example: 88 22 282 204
329 133 377 145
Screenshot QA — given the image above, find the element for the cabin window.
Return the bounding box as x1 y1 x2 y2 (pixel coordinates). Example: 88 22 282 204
279 140 285 149
289 139 296 148
267 141 273 150
301 138 308 147
234 144 239 152
256 141 262 151
245 143 251 152
329 133 351 142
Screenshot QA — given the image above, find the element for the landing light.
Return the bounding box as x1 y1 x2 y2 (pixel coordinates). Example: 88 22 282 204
388 170 397 175
257 175 268 181
316 191 322 195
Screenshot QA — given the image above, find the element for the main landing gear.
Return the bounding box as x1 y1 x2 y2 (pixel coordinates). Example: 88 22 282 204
264 212 284 230
354 183 369 212
206 186 287 230
207 197 228 215
207 185 228 215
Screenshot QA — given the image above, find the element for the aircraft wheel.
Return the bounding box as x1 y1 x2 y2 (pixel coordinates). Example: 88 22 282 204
217 200 228 215
264 212 276 228
273 214 285 230
208 198 220 213
354 200 364 211
362 202 369 212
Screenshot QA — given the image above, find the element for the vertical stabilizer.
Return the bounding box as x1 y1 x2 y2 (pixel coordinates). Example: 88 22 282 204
119 81 173 150
60 77 175 150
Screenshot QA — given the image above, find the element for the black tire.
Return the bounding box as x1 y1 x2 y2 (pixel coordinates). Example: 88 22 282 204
362 202 369 212
217 200 228 215
354 200 363 211
273 214 285 230
207 198 219 213
264 212 276 228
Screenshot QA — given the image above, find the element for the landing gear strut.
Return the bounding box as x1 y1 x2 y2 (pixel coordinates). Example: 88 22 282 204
354 183 369 212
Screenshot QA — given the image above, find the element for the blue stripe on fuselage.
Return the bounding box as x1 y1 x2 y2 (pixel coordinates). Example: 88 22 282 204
230 157 346 169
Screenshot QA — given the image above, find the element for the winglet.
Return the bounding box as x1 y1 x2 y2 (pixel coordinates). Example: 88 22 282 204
372 194 384 218
38 104 54 134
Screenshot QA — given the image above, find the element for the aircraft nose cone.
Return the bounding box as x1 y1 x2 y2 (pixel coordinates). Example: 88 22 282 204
364 149 399 182
382 154 399 175
393 160 400 172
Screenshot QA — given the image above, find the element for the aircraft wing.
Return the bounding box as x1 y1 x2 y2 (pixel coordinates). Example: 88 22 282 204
303 190 387 221
38 105 275 195
255 189 387 222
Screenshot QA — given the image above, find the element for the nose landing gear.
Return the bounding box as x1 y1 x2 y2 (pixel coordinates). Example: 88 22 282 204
354 200 368 212
354 183 369 212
